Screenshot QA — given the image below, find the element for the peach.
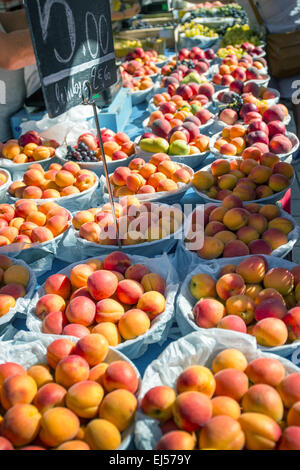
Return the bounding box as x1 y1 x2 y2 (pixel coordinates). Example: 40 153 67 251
197 237 224 260
217 315 247 334
141 386 176 422
94 298 124 324
199 415 245 450
193 298 225 328
137 291 165 320
42 310 67 335
23 169 44 187
247 214 267 236
1 404 41 447
1 374 37 409
85 259 103 271
8 181 26 197
44 274 71 299
255 298 287 321
116 280 144 305
46 339 75 369
277 373 300 408
242 384 283 422
73 334 108 367
35 294 66 319
87 270 118 301
253 318 288 347
173 391 212 432
84 419 121 450
92 323 121 346
245 357 285 387
4 264 29 287
26 211 47 226
176 366 215 398
66 380 104 419
19 221 38 238
255 288 285 306
239 412 281 450
33 383 66 413
236 256 266 284
211 396 241 420
0 362 26 386
102 361 138 394
27 365 53 389
31 226 54 243
156 430 195 450
72 211 94 230
118 309 150 340
70 264 94 289
65 296 96 326
205 221 226 237
249 165 272 185
62 324 90 338
216 273 246 300
214 369 248 401
212 349 248 374
39 407 79 447
264 268 294 295
0 226 17 243
55 355 90 389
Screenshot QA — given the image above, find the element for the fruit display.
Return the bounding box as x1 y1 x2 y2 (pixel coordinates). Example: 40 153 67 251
181 22 218 40
0 336 140 449
124 48 166 65
73 199 184 247
0 254 31 318
186 256 300 350
221 24 262 47
193 157 294 203
159 77 214 105
120 60 159 81
212 120 295 158
110 157 193 198
138 338 300 450
0 201 71 248
215 82 279 106
122 76 153 93
212 55 268 88
185 196 296 260
114 38 143 58
61 130 135 164
189 3 246 20
0 131 59 165
32 251 168 344
8 163 98 201
218 43 265 60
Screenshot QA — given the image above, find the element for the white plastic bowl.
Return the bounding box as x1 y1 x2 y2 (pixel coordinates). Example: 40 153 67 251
193 159 295 205
130 85 155 105
0 157 54 179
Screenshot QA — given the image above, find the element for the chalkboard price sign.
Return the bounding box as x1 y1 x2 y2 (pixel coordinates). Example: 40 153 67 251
24 0 117 118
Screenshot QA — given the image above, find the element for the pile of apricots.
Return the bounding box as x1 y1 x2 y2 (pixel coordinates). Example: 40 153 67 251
0 335 139 450
187 195 293 259
193 156 294 202
8 162 97 200
110 155 193 198
0 255 30 318
73 198 183 246
212 52 268 87
35 251 167 342
0 131 58 164
142 348 300 450
0 200 70 248
189 256 300 348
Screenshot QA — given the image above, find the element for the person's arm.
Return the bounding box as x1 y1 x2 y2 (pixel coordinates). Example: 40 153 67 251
0 29 36 70
111 3 140 21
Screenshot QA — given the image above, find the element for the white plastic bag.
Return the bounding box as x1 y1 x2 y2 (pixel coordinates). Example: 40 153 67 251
134 330 300 450
26 253 179 360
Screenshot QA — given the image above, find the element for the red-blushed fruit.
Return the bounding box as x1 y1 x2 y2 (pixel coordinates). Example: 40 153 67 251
103 251 131 274
141 386 177 422
156 430 196 450
87 270 119 301
172 391 212 432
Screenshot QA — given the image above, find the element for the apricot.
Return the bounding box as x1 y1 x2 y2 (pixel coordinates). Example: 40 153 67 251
189 274 216 300
65 296 96 326
214 369 248 401
92 323 121 346
176 366 215 398
70 264 94 289
212 349 248 374
33 382 66 413
211 396 241 419
242 384 283 422
279 426 300 450
199 415 245 450
197 237 224 260
236 256 266 284
27 365 53 388
4 264 29 287
137 291 165 320
193 298 225 328
73 334 109 367
125 264 150 282
102 361 138 394
253 318 288 347
55 355 90 389
264 268 294 296
217 315 247 334
223 208 249 231
0 294 16 316
66 380 104 419
141 386 176 422
173 391 212 432
118 309 150 340
88 363 108 386
0 437 14 450
192 171 214 191
239 413 281 450
39 407 79 447
87 270 118 301
57 440 90 450
216 273 246 300
268 217 293 235
277 373 300 408
84 419 121 450
63 324 90 338
0 362 26 386
35 294 66 319
1 404 41 447
245 358 285 387
156 431 195 450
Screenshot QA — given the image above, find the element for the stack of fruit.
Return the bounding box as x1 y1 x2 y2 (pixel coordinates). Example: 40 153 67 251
124 48 165 64
120 60 159 81
0 254 31 318
73 199 184 247
61 130 135 164
122 76 153 93
218 43 265 59
139 344 300 450
188 256 300 350
110 156 193 198
181 22 218 40
0 131 59 165
186 196 295 260
34 251 167 343
221 24 262 47
0 335 140 450
0 200 71 248
8 163 98 201
213 120 293 156
215 82 279 106
193 157 294 202
212 55 268 88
